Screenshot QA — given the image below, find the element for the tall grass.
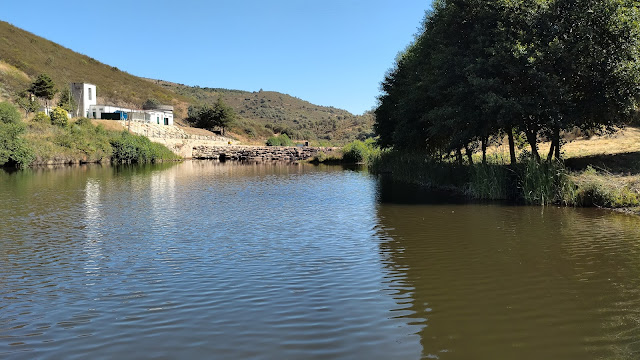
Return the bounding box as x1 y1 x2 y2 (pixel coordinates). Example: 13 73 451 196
467 164 510 200
519 159 575 205
370 149 639 209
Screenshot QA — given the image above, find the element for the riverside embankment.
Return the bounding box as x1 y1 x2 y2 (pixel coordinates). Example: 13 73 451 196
123 121 337 161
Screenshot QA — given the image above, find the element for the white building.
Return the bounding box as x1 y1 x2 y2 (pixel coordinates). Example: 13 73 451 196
70 83 97 118
86 105 173 125
70 82 173 125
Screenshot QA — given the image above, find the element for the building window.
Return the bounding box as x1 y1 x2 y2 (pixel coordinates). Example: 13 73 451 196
92 112 96 118
88 87 92 100
157 116 159 124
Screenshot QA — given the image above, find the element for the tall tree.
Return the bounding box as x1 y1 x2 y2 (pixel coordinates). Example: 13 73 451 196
374 0 640 165
195 98 237 135
28 74 57 112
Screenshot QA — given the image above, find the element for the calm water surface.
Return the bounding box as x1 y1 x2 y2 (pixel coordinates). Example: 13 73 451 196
1 161 640 359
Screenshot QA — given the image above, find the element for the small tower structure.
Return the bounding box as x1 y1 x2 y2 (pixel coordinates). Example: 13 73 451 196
70 83 97 118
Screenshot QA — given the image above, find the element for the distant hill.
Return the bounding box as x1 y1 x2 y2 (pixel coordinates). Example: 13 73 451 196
150 79 375 143
0 20 374 144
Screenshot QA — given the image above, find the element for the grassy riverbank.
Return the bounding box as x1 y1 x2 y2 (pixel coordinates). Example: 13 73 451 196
26 118 180 166
370 147 640 214
310 138 380 165
0 103 180 168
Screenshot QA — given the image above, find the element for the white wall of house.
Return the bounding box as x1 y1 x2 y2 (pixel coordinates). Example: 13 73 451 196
70 83 97 118
87 105 173 125
88 105 132 119
145 110 173 126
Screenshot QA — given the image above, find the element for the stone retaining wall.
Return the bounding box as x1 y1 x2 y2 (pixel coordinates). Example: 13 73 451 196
122 121 236 143
192 145 338 161
120 121 337 161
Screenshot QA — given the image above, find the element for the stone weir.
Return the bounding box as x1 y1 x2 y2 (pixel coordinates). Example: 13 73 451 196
192 145 337 161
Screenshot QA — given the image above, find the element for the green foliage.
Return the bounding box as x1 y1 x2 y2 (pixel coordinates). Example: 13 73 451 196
50 118 113 161
15 91 39 115
32 111 49 123
192 98 236 135
110 131 179 164
266 133 293 146
468 164 510 200
57 88 76 113
375 0 640 163
342 138 380 164
572 167 640 208
49 107 68 127
29 73 57 102
0 105 34 168
0 101 21 124
519 159 573 206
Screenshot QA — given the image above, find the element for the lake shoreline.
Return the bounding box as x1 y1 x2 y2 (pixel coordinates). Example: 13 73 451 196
371 152 640 216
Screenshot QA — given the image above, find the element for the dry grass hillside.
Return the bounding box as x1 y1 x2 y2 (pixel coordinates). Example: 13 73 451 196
0 20 374 144
0 21 190 116
150 79 375 144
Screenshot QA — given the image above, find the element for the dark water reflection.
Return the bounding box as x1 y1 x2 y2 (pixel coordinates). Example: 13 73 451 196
1 162 640 359
376 180 640 359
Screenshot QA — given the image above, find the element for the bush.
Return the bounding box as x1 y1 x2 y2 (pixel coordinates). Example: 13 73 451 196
33 111 49 123
110 131 179 164
0 101 21 124
266 133 293 146
50 107 68 127
342 138 380 164
0 121 34 168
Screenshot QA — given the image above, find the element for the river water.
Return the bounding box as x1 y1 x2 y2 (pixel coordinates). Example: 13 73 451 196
1 161 640 359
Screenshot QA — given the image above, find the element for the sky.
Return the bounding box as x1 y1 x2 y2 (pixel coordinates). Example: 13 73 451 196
2 1 429 114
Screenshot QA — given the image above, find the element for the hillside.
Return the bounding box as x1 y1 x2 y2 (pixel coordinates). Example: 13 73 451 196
149 80 375 144
0 21 190 117
0 20 374 144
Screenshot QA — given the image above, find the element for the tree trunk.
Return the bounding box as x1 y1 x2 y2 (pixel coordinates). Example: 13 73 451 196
547 141 555 162
464 144 473 165
455 148 463 165
507 127 517 166
481 136 487 165
554 125 560 160
525 127 540 162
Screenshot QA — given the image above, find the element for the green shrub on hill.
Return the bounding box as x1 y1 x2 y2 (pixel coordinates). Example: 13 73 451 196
0 101 34 168
0 101 21 124
110 131 179 164
33 111 49 123
50 107 68 127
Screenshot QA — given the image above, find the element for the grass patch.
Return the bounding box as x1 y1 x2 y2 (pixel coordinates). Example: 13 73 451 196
571 167 640 208
23 117 179 166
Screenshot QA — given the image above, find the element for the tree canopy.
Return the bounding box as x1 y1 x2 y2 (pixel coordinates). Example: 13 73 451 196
191 98 237 135
28 73 57 107
375 0 640 164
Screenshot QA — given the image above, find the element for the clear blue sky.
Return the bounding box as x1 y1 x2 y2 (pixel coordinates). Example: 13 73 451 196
3 1 429 114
